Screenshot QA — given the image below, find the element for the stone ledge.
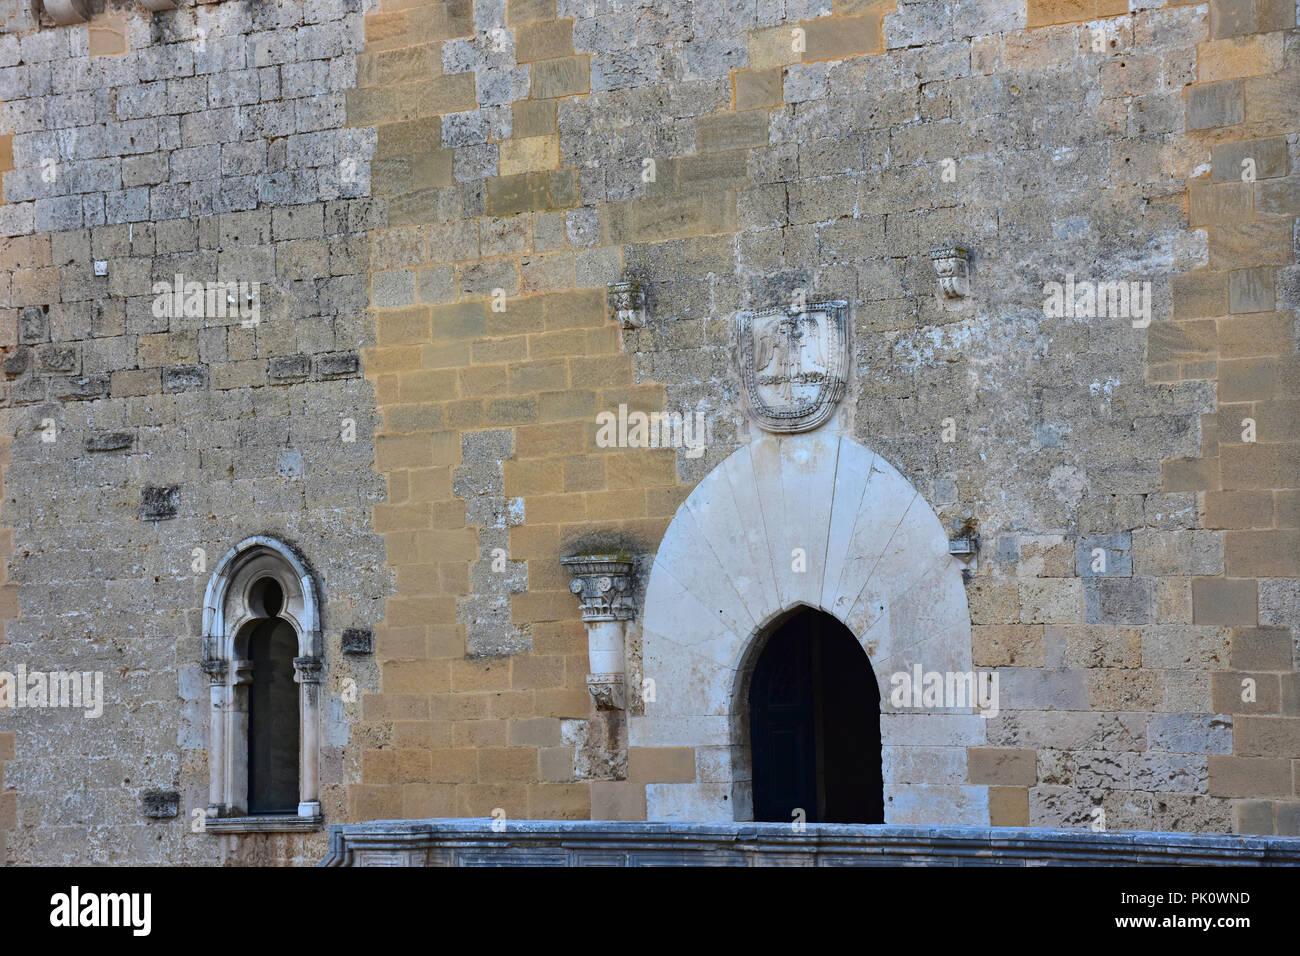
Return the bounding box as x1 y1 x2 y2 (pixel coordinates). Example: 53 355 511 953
206 814 323 834
320 819 1300 867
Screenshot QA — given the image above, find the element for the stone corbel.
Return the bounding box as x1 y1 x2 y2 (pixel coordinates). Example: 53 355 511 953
930 246 971 305
948 517 979 579
607 279 647 330
35 0 90 24
561 554 636 710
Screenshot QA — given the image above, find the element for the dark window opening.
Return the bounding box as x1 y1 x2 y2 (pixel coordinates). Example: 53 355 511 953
246 618 300 814
248 576 284 618
749 607 883 824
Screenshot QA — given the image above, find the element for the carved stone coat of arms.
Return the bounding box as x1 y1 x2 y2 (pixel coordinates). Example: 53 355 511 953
737 300 849 433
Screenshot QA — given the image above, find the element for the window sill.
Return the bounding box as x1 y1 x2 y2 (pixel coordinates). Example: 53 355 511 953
204 814 323 834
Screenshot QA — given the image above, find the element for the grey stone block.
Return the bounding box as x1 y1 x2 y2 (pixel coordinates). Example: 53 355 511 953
49 374 109 401
341 627 374 655
269 355 311 380
162 365 208 393
141 485 180 521
371 269 415 308
37 345 77 372
84 431 134 453
1186 81 1243 131
316 351 360 377
276 449 303 477
141 790 180 819
1075 533 1132 577
997 667 1090 711
453 143 498 183
1085 578 1153 625
3 348 31 377
18 306 50 344
34 195 83 232
1146 714 1233 755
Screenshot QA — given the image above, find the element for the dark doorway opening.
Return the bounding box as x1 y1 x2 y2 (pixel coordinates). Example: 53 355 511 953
246 617 300 814
749 607 883 824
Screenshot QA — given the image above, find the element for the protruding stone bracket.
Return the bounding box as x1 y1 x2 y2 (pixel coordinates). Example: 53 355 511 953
948 537 977 558
35 0 90 25
930 246 971 304
608 279 647 330
561 554 636 710
948 517 979 575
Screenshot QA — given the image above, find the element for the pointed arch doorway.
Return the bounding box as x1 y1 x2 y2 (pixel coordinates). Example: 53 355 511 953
748 606 883 824
634 433 986 825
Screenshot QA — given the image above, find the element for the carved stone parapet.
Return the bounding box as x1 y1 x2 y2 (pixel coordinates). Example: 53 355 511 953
608 280 647 330
561 554 636 623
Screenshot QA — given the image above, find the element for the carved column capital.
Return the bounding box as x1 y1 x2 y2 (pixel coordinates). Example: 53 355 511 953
293 656 324 684
201 659 228 684
561 554 636 622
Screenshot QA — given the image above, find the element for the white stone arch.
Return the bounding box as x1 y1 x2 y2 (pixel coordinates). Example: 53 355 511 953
634 433 988 825
201 536 323 829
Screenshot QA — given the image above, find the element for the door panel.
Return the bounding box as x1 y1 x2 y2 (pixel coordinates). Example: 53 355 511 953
749 608 883 824
751 620 817 822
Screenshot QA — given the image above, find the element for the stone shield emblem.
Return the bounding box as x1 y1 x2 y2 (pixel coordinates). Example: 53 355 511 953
737 300 849 433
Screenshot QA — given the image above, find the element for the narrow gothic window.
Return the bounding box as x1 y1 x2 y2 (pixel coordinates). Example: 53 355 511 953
201 538 323 830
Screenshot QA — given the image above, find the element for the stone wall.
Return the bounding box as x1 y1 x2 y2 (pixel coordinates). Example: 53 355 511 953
0 0 391 863
0 0 1295 865
348 0 1299 835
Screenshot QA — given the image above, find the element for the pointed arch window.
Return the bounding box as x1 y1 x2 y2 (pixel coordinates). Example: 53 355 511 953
200 537 323 832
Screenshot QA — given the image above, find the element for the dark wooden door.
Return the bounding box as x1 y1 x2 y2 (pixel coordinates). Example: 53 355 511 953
750 608 884 824
750 613 820 823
